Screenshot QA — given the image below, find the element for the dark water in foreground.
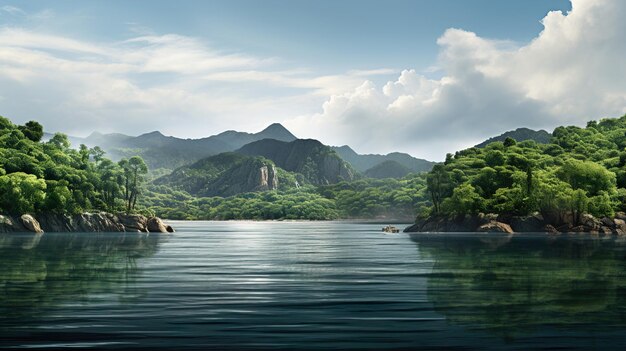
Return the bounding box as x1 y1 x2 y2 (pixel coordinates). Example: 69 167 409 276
1 221 626 350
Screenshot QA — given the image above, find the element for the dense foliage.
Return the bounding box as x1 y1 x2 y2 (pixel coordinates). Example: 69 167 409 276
141 174 429 220
0 116 148 215
423 115 626 226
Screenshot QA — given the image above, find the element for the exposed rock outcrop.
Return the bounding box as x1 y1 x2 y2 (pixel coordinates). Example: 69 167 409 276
20 214 43 234
405 212 626 235
237 138 356 185
477 221 513 234
147 217 168 233
0 212 173 234
118 214 148 232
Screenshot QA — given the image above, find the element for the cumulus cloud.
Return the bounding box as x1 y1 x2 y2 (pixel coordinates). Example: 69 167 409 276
1 0 624 161
288 0 626 160
0 26 384 137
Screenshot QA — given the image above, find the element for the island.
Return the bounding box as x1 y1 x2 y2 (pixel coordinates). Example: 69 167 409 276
406 115 626 234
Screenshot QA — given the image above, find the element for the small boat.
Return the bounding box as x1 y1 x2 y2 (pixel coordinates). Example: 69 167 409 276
382 225 400 233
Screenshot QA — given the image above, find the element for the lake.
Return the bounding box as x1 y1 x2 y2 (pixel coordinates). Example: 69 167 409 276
1 221 626 350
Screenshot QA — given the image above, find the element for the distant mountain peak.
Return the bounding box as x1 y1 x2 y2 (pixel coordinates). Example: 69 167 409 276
138 131 165 138
475 127 552 148
258 123 297 141
86 131 103 138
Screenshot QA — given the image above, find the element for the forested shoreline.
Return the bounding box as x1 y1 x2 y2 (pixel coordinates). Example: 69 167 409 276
4 114 626 227
0 116 150 216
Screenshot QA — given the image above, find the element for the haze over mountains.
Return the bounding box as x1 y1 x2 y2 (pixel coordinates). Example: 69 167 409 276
45 123 438 178
39 117 559 203
44 121 553 192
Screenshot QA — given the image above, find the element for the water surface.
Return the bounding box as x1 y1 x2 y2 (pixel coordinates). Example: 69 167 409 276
1 221 625 349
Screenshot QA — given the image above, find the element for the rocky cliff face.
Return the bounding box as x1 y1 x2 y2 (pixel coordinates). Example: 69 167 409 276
0 212 174 234
202 158 279 197
237 138 356 185
258 164 279 190
154 153 282 197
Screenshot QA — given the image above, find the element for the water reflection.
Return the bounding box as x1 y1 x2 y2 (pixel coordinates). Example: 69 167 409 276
0 232 166 320
410 233 626 339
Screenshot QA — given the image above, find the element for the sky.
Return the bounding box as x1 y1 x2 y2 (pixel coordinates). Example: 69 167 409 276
0 0 624 161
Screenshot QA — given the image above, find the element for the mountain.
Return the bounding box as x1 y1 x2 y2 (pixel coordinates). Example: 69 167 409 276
332 145 436 173
475 127 552 148
237 139 357 185
153 152 292 197
46 123 298 171
364 160 412 179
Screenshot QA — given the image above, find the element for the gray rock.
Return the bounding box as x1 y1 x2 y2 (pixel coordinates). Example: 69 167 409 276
147 217 168 233
510 215 545 232
601 217 615 228
613 219 626 234
20 214 43 233
476 221 514 233
117 214 149 232
615 212 626 221
544 224 560 234
0 215 26 232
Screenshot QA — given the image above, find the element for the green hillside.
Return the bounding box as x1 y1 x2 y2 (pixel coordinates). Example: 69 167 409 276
237 139 357 185
475 127 552 148
332 145 435 173
153 152 299 197
364 160 413 179
421 115 626 227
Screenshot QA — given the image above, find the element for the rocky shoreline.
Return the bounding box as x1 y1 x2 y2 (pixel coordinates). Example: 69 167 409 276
404 212 626 235
0 212 174 234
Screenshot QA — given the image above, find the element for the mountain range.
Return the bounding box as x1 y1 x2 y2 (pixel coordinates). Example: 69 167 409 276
45 123 298 170
332 145 436 178
46 123 436 178
42 122 551 198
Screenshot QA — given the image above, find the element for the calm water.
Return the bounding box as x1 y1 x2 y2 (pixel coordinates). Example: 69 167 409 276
1 221 626 350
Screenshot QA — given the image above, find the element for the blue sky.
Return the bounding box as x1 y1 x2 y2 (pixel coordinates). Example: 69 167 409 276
4 1 571 75
1 0 624 160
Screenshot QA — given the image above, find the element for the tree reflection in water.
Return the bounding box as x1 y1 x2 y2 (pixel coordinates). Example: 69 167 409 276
0 232 166 320
410 233 626 339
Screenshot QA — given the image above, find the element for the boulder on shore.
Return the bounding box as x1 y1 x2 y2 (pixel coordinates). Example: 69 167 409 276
0 212 173 234
20 214 43 234
477 221 513 234
147 217 168 233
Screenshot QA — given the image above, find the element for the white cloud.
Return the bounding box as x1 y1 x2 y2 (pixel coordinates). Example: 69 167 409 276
0 27 374 137
1 5 26 16
288 0 626 160
1 0 624 162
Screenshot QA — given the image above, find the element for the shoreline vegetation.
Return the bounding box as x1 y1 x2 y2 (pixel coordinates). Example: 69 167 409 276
409 113 626 234
2 113 626 231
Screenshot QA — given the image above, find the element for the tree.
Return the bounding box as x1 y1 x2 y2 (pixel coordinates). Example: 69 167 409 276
90 146 106 165
120 156 148 213
503 137 517 147
570 189 588 225
0 172 46 214
18 121 44 142
48 133 71 149
442 183 484 215
97 159 123 211
557 159 616 196
427 164 451 215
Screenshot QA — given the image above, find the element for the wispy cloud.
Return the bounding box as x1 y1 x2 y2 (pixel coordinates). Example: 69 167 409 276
1 5 26 16
287 0 626 160
0 27 381 137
